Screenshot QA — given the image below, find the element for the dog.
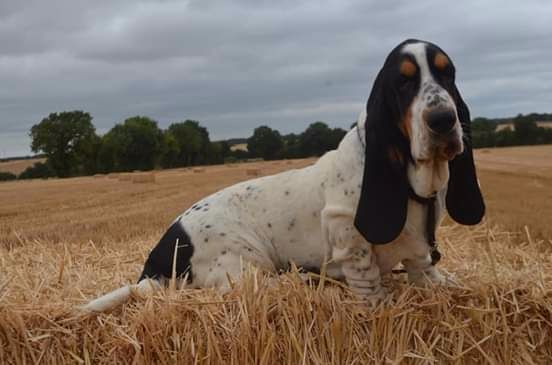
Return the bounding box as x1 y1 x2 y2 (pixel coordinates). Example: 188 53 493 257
82 39 484 312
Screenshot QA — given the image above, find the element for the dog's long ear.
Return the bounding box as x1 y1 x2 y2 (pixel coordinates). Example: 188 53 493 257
354 69 409 244
446 87 485 224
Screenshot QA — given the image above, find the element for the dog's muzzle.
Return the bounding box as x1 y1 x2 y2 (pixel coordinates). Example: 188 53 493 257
424 107 463 161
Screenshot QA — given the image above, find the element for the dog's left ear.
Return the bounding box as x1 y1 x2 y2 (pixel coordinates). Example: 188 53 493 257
446 86 485 224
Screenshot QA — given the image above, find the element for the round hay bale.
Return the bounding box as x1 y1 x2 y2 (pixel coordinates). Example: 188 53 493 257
246 168 261 177
132 173 156 183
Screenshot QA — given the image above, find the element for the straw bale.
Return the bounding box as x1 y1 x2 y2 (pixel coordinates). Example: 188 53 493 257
1 222 552 364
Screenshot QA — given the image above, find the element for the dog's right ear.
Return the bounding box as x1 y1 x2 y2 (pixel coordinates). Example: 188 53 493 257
354 67 410 245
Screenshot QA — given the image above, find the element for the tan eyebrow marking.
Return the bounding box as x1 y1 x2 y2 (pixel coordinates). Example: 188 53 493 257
434 52 449 70
399 60 417 77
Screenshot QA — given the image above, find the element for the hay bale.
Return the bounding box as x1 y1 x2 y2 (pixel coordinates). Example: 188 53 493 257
246 168 261 177
131 173 156 183
286 160 293 165
193 168 205 173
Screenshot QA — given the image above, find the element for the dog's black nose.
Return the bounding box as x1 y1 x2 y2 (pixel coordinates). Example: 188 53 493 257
424 108 456 134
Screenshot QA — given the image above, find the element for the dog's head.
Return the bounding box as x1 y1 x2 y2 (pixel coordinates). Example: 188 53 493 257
354 39 485 244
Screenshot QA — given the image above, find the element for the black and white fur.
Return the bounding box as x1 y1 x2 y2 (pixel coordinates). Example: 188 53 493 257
83 39 484 311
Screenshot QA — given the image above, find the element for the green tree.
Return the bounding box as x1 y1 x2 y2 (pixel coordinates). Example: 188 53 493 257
29 111 98 177
98 116 164 172
18 162 54 180
513 117 539 145
282 133 303 158
160 131 180 168
299 122 345 157
0 172 17 181
471 118 497 148
247 126 284 160
166 120 204 166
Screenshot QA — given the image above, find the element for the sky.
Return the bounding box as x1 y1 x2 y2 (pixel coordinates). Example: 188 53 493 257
1 0 551 157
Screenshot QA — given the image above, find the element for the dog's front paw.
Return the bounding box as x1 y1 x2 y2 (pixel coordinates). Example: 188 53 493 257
408 266 461 288
353 285 392 308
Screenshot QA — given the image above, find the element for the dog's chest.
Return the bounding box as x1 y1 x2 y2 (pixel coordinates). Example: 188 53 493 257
372 195 446 273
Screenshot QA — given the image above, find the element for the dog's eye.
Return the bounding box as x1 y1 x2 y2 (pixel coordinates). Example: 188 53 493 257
435 66 455 87
398 75 414 91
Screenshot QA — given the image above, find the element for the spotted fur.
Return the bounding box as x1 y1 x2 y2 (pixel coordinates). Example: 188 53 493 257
82 39 485 312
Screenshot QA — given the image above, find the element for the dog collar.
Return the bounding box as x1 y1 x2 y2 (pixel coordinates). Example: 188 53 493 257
407 186 441 265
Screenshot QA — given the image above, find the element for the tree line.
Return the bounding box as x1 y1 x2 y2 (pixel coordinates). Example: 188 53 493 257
0 111 347 181
472 114 552 148
2 110 551 182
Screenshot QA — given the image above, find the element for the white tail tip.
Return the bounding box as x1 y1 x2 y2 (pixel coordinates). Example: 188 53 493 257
79 279 161 313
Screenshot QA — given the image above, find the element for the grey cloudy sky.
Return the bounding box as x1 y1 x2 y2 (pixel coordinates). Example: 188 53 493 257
1 0 551 157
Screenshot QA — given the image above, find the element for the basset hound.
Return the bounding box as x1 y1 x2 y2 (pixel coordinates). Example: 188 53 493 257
83 39 485 312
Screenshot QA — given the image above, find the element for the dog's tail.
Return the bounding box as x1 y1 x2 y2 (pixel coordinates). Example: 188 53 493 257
80 278 161 313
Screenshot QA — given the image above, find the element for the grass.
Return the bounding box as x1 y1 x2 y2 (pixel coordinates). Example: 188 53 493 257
1 148 551 364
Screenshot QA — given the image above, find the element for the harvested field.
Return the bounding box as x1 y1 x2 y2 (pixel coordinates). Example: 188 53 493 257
0 157 45 175
474 145 552 239
245 168 261 176
131 172 156 184
0 150 551 363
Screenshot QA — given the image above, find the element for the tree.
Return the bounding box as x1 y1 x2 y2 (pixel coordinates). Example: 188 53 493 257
0 172 17 181
247 126 284 160
18 162 54 180
97 116 164 172
29 111 98 177
513 117 539 145
166 120 204 167
471 118 497 148
299 122 345 157
282 133 303 158
159 131 180 168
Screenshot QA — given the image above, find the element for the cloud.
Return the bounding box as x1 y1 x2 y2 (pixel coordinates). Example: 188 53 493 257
1 0 551 156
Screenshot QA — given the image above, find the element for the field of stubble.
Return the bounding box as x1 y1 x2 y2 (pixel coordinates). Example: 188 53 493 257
1 147 551 364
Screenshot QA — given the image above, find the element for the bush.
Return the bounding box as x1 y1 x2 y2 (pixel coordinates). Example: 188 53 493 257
224 156 239 164
0 172 17 181
18 162 54 180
